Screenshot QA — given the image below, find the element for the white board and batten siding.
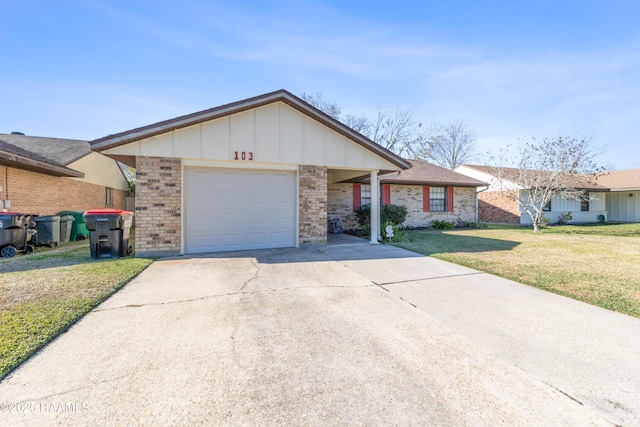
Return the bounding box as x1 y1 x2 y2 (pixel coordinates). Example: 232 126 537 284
520 191 608 225
103 102 398 171
607 191 640 222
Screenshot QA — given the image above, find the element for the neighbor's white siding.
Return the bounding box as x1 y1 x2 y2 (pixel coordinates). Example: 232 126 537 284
607 191 640 222
103 102 398 171
520 191 608 224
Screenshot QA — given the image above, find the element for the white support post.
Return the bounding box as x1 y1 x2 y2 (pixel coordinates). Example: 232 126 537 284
370 170 379 244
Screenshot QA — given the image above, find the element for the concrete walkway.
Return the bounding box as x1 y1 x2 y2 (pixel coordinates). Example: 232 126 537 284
0 243 637 425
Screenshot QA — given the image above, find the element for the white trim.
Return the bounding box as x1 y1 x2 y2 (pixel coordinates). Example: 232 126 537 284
182 158 299 171
370 170 380 244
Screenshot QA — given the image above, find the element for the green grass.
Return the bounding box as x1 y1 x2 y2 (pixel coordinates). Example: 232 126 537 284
0 239 153 380
395 223 640 318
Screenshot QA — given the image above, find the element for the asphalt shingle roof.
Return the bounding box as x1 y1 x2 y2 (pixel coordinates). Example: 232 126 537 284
595 169 640 190
459 164 609 191
0 133 91 167
381 160 487 187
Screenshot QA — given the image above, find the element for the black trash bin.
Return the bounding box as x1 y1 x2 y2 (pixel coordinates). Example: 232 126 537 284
0 213 36 257
84 209 134 259
34 215 61 247
58 215 75 243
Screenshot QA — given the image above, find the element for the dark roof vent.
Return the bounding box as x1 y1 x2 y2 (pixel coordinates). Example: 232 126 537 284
11 131 25 135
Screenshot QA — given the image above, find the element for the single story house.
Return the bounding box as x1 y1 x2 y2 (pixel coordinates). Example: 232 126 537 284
0 133 129 215
454 164 640 224
90 90 411 257
328 159 487 230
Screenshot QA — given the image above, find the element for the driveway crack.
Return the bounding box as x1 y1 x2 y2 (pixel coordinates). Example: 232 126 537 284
237 258 261 293
92 284 375 312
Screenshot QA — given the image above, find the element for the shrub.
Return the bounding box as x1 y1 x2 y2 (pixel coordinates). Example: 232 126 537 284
430 220 454 230
541 216 550 227
556 212 573 225
382 204 408 226
355 204 408 227
456 219 487 229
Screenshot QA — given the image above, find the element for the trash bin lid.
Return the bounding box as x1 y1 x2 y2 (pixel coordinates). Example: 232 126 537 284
84 209 134 216
34 215 61 222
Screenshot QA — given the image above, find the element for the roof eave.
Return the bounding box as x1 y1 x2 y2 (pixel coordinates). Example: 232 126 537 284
380 179 487 187
0 151 84 177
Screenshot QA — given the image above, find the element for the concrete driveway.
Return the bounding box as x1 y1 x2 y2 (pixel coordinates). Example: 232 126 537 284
0 241 637 425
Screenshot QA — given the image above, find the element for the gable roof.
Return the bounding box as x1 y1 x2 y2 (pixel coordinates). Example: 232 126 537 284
381 160 487 187
90 89 410 170
459 164 607 191
0 133 87 177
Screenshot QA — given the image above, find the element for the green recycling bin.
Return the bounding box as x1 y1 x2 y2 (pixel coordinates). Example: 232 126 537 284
58 211 89 241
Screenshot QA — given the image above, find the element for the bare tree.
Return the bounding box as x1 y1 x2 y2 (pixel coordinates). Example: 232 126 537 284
369 107 423 158
428 120 478 169
492 135 606 233
302 92 432 159
343 113 371 136
300 91 341 120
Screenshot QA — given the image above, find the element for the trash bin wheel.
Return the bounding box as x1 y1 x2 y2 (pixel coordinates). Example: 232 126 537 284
75 235 86 241
1 245 17 258
24 245 35 254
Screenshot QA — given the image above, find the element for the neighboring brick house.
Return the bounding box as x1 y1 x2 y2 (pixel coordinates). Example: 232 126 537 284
90 90 411 257
0 133 129 215
454 164 614 225
328 160 486 230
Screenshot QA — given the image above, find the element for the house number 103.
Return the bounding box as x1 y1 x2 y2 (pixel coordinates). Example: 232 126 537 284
234 151 253 161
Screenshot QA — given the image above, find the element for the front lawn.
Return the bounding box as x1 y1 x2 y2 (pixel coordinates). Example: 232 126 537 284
0 240 153 380
395 224 640 318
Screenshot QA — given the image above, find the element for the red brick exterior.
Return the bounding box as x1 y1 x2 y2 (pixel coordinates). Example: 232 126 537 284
0 166 126 215
478 190 521 224
134 156 182 256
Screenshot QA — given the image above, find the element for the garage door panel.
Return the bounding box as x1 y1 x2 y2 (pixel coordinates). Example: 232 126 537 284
186 169 296 253
247 232 267 245
272 231 292 244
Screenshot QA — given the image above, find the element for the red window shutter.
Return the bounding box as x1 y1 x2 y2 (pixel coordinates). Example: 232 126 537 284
423 186 430 212
447 187 455 212
353 184 361 212
382 184 391 205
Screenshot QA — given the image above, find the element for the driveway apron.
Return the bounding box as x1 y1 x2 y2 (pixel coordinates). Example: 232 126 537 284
0 243 632 426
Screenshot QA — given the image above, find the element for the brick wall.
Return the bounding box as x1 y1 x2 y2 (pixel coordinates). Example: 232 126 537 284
0 166 126 215
299 165 327 243
135 157 182 257
327 183 360 230
392 185 477 227
478 190 521 224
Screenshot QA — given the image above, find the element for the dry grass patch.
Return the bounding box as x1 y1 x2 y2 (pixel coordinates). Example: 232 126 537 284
396 225 640 318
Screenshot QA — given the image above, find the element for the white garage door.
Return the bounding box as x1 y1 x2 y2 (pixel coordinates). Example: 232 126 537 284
184 168 296 253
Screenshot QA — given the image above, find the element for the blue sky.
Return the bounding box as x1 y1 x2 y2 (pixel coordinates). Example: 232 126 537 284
2 0 639 169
